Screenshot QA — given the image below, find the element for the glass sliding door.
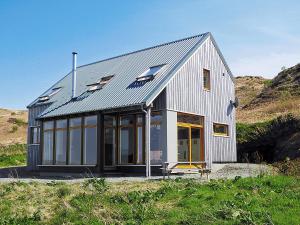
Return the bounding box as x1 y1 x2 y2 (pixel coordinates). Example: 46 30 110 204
69 118 82 165
177 126 190 162
177 113 205 166
191 127 201 162
55 119 67 165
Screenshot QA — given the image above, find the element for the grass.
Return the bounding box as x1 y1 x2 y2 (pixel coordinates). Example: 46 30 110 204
14 118 27 126
0 175 299 224
9 125 18 133
0 144 26 167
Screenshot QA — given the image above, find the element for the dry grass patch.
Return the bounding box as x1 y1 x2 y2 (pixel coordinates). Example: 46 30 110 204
237 98 300 123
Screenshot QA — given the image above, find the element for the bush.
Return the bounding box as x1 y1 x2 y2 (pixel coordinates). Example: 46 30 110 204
237 114 300 162
57 186 71 198
84 178 108 193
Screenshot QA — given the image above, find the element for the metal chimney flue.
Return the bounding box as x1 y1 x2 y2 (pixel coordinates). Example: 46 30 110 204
72 52 77 99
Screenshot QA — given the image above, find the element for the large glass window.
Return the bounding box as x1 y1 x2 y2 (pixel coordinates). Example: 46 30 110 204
42 121 54 164
150 112 162 164
119 115 135 164
83 116 97 165
55 119 67 165
136 115 144 164
69 118 82 165
104 115 117 166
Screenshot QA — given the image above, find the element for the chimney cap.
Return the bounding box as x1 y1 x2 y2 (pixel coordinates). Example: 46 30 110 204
72 52 77 55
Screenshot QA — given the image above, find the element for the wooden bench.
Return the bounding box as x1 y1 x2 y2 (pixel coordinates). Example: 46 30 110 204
161 162 211 179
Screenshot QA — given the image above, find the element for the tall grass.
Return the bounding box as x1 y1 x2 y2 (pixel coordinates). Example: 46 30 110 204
0 176 299 224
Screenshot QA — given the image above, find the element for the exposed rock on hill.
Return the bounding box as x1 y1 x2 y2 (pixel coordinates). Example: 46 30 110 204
236 63 300 123
246 63 300 107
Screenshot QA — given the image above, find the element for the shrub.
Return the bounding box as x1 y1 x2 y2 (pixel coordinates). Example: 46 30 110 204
57 186 71 198
84 178 108 193
9 125 18 133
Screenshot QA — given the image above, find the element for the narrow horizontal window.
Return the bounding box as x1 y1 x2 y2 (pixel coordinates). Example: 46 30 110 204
213 123 229 136
38 96 50 102
203 69 211 91
136 64 166 82
177 113 204 126
87 75 114 91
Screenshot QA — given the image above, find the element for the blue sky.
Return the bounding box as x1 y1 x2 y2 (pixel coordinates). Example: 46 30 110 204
0 0 299 109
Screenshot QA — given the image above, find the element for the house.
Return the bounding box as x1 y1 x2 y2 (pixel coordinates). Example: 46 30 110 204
27 32 237 177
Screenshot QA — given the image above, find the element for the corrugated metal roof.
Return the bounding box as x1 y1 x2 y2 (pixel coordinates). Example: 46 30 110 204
33 33 211 118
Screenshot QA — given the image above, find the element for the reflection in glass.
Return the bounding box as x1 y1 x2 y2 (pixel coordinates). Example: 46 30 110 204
84 116 97 165
177 126 189 162
69 118 82 165
55 119 67 165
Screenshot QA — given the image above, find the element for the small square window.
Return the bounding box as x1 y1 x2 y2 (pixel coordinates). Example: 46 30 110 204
213 123 229 136
203 69 211 90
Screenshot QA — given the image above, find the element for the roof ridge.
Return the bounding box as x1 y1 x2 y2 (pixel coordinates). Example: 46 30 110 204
77 32 208 69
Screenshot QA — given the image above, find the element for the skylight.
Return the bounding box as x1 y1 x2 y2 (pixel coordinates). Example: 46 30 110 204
87 75 114 91
38 87 62 102
136 64 166 82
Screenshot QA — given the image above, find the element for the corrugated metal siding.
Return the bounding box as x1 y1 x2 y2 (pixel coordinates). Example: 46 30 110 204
166 37 236 165
27 104 50 171
152 89 166 110
35 34 207 118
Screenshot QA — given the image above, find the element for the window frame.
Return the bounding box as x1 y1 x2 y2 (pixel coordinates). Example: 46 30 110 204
54 119 68 165
213 123 229 137
68 117 83 165
203 68 211 91
118 114 136 165
42 121 54 165
38 87 62 102
136 64 166 82
41 115 98 166
87 75 114 92
83 115 98 165
29 126 40 145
